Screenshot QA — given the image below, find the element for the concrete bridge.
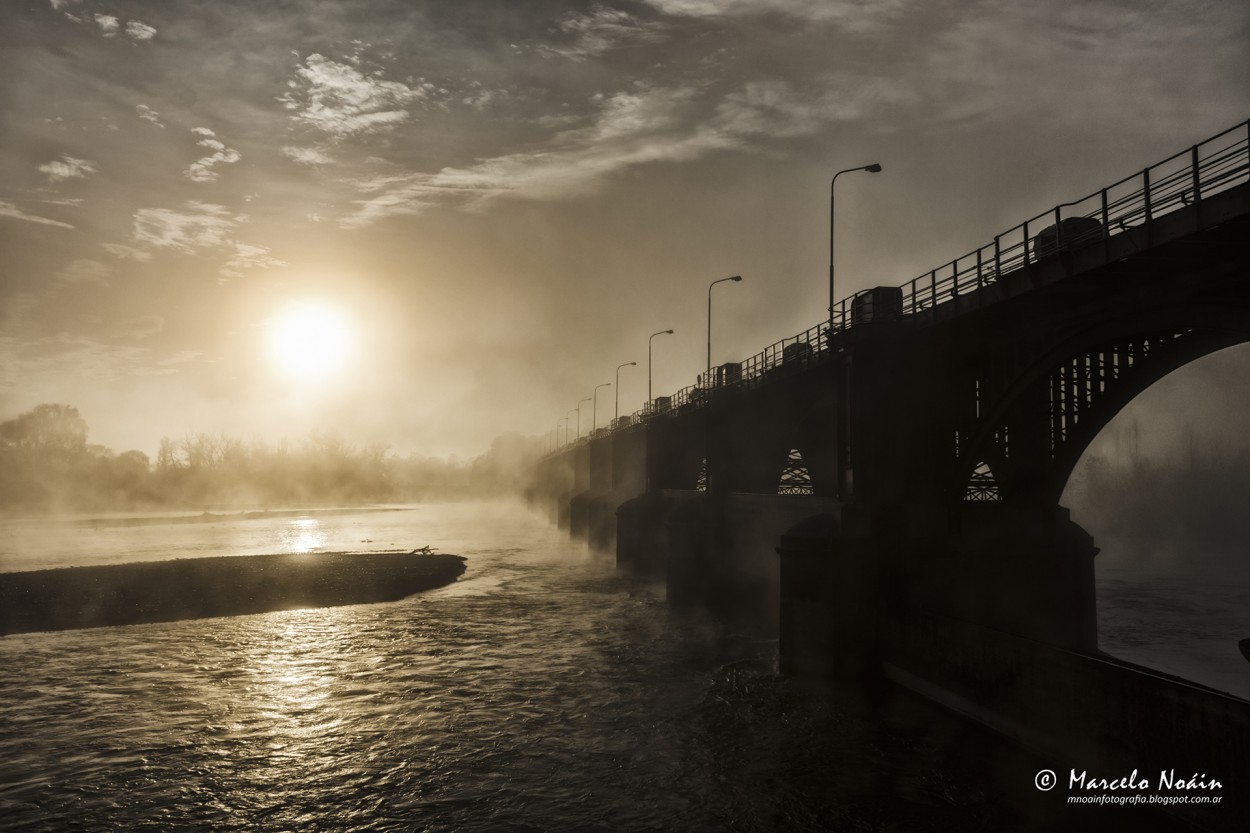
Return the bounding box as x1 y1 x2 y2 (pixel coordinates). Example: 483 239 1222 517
528 120 1250 831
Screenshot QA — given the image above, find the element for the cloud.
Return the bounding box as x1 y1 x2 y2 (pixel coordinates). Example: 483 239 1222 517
283 145 335 166
343 78 904 226
38 154 98 183
126 203 278 281
55 259 112 287
93 14 119 35
0 200 75 229
125 21 157 41
219 242 286 280
185 127 241 182
281 54 428 138
539 6 667 59
131 201 239 251
102 242 152 261
642 0 907 28
136 104 164 127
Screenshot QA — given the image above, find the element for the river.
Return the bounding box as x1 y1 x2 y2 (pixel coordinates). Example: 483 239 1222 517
0 501 1244 831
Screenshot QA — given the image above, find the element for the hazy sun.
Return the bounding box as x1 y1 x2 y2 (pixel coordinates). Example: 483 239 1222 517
267 301 352 381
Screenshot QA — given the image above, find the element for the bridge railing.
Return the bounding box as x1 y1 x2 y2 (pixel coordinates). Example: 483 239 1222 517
571 119 1250 447
893 118 1250 321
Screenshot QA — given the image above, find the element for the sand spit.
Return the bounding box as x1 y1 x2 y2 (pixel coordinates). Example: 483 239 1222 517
0 551 467 635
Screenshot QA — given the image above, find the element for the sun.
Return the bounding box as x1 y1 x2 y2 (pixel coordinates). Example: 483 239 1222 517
266 301 352 381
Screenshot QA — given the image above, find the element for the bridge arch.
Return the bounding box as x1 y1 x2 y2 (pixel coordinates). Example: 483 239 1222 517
956 302 1250 506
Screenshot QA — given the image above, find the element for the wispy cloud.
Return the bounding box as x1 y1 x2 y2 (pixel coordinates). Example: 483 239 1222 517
343 77 905 226
136 104 164 127
283 145 335 166
131 201 239 251
643 0 907 28
219 242 286 281
55 258 111 287
102 242 152 261
282 54 430 139
38 154 97 183
93 14 119 35
127 202 281 281
185 127 241 183
125 20 157 41
0 200 75 229
539 6 667 59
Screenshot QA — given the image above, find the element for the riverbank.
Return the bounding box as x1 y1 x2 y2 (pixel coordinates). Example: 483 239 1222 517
0 550 466 635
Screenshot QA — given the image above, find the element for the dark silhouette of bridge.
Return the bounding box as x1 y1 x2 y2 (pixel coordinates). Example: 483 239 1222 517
528 120 1250 832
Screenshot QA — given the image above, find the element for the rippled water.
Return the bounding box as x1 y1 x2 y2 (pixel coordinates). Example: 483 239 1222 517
0 501 1243 831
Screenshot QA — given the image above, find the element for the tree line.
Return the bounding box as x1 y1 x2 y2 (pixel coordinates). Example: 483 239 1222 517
0 404 541 514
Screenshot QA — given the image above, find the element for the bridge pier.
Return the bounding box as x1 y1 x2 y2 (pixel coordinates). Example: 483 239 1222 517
775 500 1097 679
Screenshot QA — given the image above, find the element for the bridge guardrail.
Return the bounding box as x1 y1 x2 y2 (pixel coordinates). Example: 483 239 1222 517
558 119 1250 451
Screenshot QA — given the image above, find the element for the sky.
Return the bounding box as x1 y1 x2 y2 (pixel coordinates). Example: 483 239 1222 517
1 0 1248 460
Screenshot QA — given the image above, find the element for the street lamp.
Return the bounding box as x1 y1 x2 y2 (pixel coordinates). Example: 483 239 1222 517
558 417 568 448
707 275 743 384
829 163 882 330
648 329 673 404
615 361 636 423
592 383 611 433
576 398 591 440
566 409 577 444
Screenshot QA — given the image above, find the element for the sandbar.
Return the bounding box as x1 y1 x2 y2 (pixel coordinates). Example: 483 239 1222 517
0 551 466 635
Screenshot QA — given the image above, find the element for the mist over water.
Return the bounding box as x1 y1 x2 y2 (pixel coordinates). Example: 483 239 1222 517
1 500 1246 831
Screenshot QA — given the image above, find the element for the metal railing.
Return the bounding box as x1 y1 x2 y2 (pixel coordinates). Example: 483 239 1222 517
567 119 1250 446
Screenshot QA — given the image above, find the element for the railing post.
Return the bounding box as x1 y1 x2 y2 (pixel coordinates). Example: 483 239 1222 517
994 236 1001 281
1053 206 1063 248
1143 167 1153 246
929 269 937 307
1190 145 1201 203
951 260 959 298
976 248 984 297
1022 221 1030 264
1100 188 1110 260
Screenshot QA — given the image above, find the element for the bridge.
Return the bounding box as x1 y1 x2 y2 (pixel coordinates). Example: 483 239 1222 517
527 119 1250 831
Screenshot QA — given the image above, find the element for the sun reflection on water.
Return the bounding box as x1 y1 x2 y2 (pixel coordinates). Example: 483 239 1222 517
279 517 325 554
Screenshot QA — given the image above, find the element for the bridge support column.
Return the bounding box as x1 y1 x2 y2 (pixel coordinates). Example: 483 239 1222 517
777 505 882 683
660 491 836 632
616 493 672 578
777 500 1098 681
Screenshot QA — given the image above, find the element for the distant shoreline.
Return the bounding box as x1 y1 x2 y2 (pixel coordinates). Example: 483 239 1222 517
0 550 466 636
0 505 418 529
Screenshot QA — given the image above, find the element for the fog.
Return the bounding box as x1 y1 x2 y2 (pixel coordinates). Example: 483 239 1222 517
0 403 542 516
1065 345 1250 579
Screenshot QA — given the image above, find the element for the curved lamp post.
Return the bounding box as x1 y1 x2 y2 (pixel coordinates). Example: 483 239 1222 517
707 275 742 383
829 163 882 329
566 410 577 445
615 361 636 423
648 329 673 405
592 383 611 434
